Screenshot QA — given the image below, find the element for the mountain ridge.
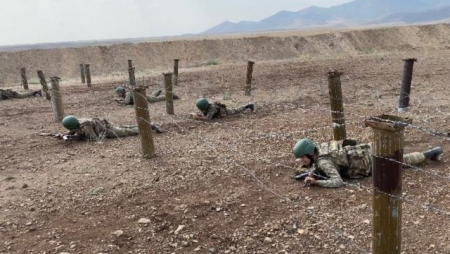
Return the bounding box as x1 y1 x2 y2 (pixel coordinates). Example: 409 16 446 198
202 0 450 35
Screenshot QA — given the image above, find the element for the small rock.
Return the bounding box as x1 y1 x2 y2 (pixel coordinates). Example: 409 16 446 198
264 237 272 243
112 230 124 237
138 218 151 224
174 225 185 235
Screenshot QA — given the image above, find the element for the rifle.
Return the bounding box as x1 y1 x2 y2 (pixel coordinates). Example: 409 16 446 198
62 135 83 141
39 133 83 141
39 133 64 140
294 165 316 187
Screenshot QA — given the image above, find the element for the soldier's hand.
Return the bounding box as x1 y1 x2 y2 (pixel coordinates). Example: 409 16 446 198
53 134 63 140
304 176 316 186
190 113 201 119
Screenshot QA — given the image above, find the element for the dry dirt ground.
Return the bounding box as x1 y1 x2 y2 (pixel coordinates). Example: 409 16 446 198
2 39 450 253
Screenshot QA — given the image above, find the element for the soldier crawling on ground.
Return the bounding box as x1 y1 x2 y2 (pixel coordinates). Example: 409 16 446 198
114 86 180 105
59 115 164 141
292 138 443 188
0 88 41 100
190 98 254 120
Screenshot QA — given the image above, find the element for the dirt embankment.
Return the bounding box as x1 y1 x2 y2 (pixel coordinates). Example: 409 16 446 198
1 23 450 86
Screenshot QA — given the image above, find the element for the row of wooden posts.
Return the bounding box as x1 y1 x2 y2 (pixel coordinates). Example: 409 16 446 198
328 58 417 254
20 59 256 95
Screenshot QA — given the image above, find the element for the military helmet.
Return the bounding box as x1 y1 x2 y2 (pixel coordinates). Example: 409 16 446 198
62 115 80 130
196 98 210 110
115 86 125 94
292 138 316 158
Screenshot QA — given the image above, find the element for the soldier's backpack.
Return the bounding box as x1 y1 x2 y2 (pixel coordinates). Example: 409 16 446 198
212 102 228 118
320 140 372 179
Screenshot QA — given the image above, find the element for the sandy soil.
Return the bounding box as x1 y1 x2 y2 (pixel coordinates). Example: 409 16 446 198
1 24 450 253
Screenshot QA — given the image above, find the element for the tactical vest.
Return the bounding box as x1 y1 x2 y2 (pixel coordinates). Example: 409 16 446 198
317 140 372 179
77 118 111 140
201 102 227 118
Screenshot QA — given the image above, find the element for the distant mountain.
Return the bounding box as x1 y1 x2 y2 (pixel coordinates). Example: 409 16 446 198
201 0 450 35
369 5 450 24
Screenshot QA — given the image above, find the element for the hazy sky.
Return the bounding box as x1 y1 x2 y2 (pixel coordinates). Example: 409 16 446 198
0 0 354 46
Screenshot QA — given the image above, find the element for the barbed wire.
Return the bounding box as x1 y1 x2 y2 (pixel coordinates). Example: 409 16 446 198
134 114 370 253
5 66 450 252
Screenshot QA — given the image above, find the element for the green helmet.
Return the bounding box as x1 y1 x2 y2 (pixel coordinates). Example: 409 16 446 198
196 98 210 110
62 115 80 130
292 138 316 158
115 86 125 94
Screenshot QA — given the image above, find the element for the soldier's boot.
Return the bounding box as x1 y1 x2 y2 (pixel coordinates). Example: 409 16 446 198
33 90 42 97
173 94 180 100
244 103 254 112
423 147 443 160
151 124 164 133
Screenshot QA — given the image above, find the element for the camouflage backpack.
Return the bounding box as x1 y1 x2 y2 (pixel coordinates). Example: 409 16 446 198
318 140 372 179
212 102 228 118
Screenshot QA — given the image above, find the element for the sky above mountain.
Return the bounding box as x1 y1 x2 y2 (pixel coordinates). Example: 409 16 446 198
0 0 353 46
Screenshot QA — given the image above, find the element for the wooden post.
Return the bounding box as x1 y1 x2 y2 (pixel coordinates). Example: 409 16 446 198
20 67 29 90
164 72 175 115
327 70 346 141
37 70 51 101
79 64 86 84
173 59 179 86
128 60 133 68
128 67 136 87
398 58 417 112
50 77 65 122
244 61 255 96
85 64 92 88
365 114 410 254
133 86 156 157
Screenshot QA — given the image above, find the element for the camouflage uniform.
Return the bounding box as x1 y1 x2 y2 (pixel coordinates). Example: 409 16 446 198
65 118 139 141
199 102 247 120
296 140 426 188
119 91 169 105
0 89 40 100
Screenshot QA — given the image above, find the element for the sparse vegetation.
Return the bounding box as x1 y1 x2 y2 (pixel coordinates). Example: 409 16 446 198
206 58 218 65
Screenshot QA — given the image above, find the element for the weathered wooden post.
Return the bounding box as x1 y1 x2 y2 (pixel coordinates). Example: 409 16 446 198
244 61 255 95
173 59 179 86
365 114 410 254
128 60 133 68
79 64 86 84
398 58 417 112
164 72 174 115
133 84 156 157
327 70 346 140
50 77 65 122
128 67 136 87
37 70 51 101
20 67 29 90
85 64 92 88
